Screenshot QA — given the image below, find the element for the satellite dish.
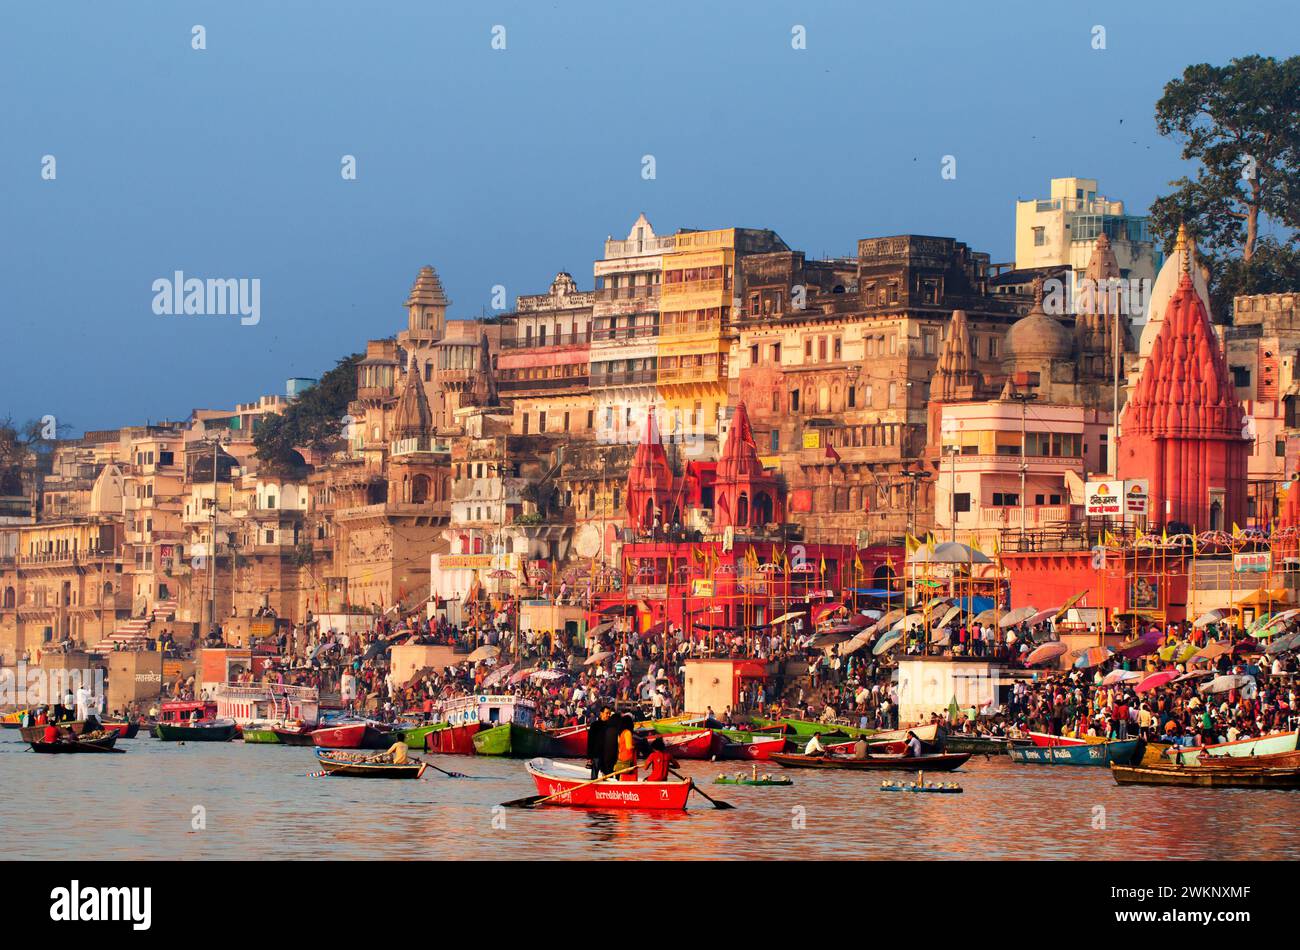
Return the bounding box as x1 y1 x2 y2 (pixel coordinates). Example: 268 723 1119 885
574 523 601 560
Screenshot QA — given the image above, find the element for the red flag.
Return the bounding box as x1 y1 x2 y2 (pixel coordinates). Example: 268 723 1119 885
825 444 841 463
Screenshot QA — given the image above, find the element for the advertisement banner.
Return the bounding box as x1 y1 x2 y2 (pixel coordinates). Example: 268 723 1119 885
1085 481 1122 517
1124 480 1149 516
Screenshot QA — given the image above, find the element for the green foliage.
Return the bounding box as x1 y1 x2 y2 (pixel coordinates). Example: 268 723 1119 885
1149 56 1300 318
254 353 361 470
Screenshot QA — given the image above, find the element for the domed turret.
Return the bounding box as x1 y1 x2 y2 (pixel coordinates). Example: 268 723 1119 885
1002 276 1073 371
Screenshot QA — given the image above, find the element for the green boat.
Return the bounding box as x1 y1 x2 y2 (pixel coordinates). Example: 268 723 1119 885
714 775 793 787
240 727 281 744
749 716 877 739
396 722 448 748
472 723 552 757
153 719 239 742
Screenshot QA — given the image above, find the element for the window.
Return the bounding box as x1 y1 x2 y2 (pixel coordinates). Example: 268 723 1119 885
1232 366 1251 388
563 412 570 432
992 492 1019 507
833 337 842 361
1035 494 1045 506
1277 438 1286 458
847 386 856 408
791 390 800 412
771 343 781 362
769 430 779 452
988 337 998 358
1050 494 1062 505
924 332 936 355
522 414 530 434
804 339 813 359
887 382 897 406
953 493 971 513
750 344 759 365
587 410 594 429
1033 227 1045 247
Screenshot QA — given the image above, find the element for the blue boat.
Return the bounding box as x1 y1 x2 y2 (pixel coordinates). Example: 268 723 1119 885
1009 738 1143 767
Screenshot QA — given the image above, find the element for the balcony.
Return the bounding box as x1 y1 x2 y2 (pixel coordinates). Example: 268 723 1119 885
977 505 1081 527
657 365 720 385
658 320 721 339
589 325 660 343
662 278 728 298
590 369 658 388
497 374 589 394
594 286 661 304
500 331 591 349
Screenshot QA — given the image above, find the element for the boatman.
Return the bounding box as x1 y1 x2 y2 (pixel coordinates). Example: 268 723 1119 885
903 731 923 758
852 736 869 760
586 705 619 779
805 733 826 757
643 737 676 782
376 739 409 765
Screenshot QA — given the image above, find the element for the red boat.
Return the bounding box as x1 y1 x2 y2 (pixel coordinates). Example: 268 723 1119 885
525 758 693 810
311 721 393 750
1027 731 1087 748
660 728 715 760
101 721 140 739
426 722 478 755
546 723 589 758
717 734 787 760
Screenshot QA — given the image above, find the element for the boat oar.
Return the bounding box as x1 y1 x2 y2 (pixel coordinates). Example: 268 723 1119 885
669 768 735 809
501 764 637 809
414 756 470 779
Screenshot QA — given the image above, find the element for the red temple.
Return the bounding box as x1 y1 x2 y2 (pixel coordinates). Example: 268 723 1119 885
1118 273 1249 531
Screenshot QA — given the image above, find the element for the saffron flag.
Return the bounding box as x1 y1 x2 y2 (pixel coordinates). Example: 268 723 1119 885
905 534 920 555
1232 522 1243 539
825 444 841 463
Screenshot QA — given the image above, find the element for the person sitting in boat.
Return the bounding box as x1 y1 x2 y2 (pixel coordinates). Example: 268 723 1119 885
902 731 923 759
375 739 409 765
804 733 827 757
615 713 637 781
643 737 676 782
852 737 870 760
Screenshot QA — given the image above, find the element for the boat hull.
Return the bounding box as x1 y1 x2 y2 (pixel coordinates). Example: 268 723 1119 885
396 723 446 748
750 717 876 738
525 757 692 809
546 724 589 758
717 734 787 760
660 728 715 760
311 723 392 750
770 751 971 772
20 721 88 743
943 735 1013 755
29 733 119 753
154 720 239 742
1163 731 1298 766
316 750 426 779
101 721 140 739
1111 763 1300 789
426 722 479 755
473 723 552 758
1009 738 1143 766
241 728 281 744
271 728 317 746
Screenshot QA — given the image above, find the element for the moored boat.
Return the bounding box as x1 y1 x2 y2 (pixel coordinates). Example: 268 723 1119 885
430 695 539 756
770 751 971 772
659 728 715 760
101 721 141 739
241 727 281 744
396 722 447 749
310 721 394 750
154 718 240 742
1162 730 1299 766
716 733 786 760
20 721 88 743
943 734 1016 755
316 749 428 779
271 726 317 746
545 723 590 758
472 722 553 758
1197 748 1300 769
524 757 693 809
1111 763 1300 789
1009 738 1143 766
750 716 877 738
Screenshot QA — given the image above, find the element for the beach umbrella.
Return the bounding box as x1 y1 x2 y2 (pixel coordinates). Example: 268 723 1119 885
1175 670 1216 684
928 541 992 565
972 609 999 625
876 607 906 628
839 631 875 656
849 612 877 627
1192 608 1228 629
769 611 803 626
583 651 613 666
1102 669 1142 686
1157 641 1198 664
482 662 516 688
999 606 1038 628
530 669 566 682
1025 608 1058 627
891 612 925 632
923 596 953 611
872 629 903 656
1073 645 1113 669
1116 629 1164 659
509 667 538 684
467 644 499 662
1135 670 1179 693
938 605 964 628
1266 629 1300 655
1025 642 1068 666
1191 640 1233 663
810 631 853 648
1199 674 1254 695
929 626 952 645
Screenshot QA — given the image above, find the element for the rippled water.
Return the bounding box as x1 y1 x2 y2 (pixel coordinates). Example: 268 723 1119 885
3 730 1298 860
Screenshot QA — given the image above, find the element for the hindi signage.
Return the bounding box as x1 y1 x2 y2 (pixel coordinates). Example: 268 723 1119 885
1085 481 1122 517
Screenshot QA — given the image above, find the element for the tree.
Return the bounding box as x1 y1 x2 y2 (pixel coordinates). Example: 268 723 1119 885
1150 56 1300 317
254 353 361 470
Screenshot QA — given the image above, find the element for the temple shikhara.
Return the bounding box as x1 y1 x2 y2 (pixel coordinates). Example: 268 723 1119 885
3 177 1299 672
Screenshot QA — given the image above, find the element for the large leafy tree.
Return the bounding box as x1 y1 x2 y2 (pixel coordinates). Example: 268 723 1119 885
254 352 361 470
1149 55 1300 317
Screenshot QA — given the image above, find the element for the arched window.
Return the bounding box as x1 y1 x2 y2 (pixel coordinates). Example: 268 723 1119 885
2 587 14 608
411 474 431 504
737 492 750 526
753 492 773 525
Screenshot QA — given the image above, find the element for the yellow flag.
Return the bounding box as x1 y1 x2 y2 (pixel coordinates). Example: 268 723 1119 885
1161 528 1169 544
819 555 827 575
967 534 984 555
1232 522 1243 539
905 534 919 555
991 533 1001 556
1103 530 1117 547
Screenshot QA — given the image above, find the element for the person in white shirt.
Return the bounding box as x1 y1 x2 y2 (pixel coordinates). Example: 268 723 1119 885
805 733 826 756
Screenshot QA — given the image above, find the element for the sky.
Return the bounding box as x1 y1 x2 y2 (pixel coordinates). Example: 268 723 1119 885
1 0 1293 434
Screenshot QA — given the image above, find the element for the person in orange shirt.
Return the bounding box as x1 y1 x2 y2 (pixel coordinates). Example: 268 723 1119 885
615 713 637 781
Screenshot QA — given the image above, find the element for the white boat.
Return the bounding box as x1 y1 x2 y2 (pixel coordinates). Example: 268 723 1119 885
212 681 320 729
1162 729 1298 765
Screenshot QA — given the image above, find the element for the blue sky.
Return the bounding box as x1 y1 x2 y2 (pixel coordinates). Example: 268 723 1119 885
0 0 1290 433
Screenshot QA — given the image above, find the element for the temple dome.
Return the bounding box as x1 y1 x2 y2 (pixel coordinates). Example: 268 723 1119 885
1002 278 1072 368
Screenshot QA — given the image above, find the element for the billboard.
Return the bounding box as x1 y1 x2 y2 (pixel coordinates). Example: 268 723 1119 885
1124 480 1149 515
1085 481 1122 516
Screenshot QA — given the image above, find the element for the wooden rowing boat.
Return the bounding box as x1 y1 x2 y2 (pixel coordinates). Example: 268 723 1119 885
1161 730 1299 766
749 716 877 738
20 721 88 743
943 734 1016 755
271 726 317 746
472 722 553 757
545 723 590 758
309 721 394 750
316 749 428 778
714 775 793 786
101 721 140 739
29 732 120 754
1110 763 1300 789
880 780 963 793
716 733 787 760
241 727 281 744
1009 738 1143 767
154 718 239 742
524 757 692 809
659 728 715 760
770 751 972 772
1197 748 1300 769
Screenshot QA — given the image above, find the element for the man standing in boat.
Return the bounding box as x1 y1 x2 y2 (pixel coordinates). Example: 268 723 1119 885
586 704 619 779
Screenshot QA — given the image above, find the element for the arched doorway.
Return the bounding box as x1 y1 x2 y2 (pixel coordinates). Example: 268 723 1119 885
411 474 431 504
1209 500 1223 531
753 491 773 525
736 492 750 526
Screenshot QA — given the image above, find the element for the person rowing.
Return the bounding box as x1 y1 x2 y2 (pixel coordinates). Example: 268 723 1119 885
852 736 869 760
643 737 677 782
805 733 826 757
902 731 923 758
372 739 409 765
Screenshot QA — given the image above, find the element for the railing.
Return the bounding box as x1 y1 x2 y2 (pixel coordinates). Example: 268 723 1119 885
658 320 721 338
595 286 661 303
978 505 1078 526
590 370 658 387
657 365 719 384
662 278 728 297
500 331 591 349
589 325 659 342
497 375 589 392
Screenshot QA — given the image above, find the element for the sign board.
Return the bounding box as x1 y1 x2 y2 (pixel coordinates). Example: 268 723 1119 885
438 555 496 570
1085 481 1122 517
691 579 714 597
1124 480 1149 516
802 429 821 450
1128 577 1159 612
1233 551 1272 574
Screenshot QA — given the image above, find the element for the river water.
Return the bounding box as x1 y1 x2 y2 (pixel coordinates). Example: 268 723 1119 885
4 730 1297 860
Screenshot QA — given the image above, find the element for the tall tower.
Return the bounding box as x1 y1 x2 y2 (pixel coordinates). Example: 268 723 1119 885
405 266 450 345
